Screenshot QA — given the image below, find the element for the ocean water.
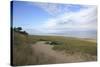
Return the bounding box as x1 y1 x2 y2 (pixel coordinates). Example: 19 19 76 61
47 30 97 39
27 29 97 39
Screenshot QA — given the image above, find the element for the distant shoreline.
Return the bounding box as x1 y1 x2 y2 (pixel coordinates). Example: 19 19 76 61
80 38 97 43
29 34 97 42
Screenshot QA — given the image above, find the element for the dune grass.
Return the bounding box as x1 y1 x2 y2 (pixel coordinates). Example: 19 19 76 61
30 35 97 60
12 32 37 66
12 32 57 66
32 35 97 55
52 38 97 56
12 32 97 66
29 35 97 55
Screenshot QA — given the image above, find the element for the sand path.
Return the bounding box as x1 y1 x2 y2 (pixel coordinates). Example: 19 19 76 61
32 41 85 63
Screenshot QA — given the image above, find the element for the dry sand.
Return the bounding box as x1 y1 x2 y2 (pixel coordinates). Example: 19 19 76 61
32 41 87 63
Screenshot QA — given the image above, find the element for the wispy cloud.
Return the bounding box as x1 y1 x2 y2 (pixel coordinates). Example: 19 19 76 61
41 5 97 33
27 2 97 38
34 3 86 16
33 3 61 16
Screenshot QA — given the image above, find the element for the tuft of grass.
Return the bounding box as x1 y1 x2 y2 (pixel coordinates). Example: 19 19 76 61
52 39 97 56
12 32 37 66
51 37 97 61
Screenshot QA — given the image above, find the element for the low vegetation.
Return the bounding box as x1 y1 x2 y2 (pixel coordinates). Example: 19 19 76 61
52 39 97 60
30 35 97 61
12 27 97 66
45 41 63 45
12 27 57 66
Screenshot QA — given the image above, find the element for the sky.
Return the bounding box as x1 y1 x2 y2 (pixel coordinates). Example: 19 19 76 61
12 1 97 38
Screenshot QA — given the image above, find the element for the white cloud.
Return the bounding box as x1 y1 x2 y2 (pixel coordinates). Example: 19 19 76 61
34 3 86 16
42 5 97 33
34 3 63 16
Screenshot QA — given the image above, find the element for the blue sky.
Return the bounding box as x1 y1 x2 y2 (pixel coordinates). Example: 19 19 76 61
13 1 52 29
13 1 86 29
12 1 97 38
